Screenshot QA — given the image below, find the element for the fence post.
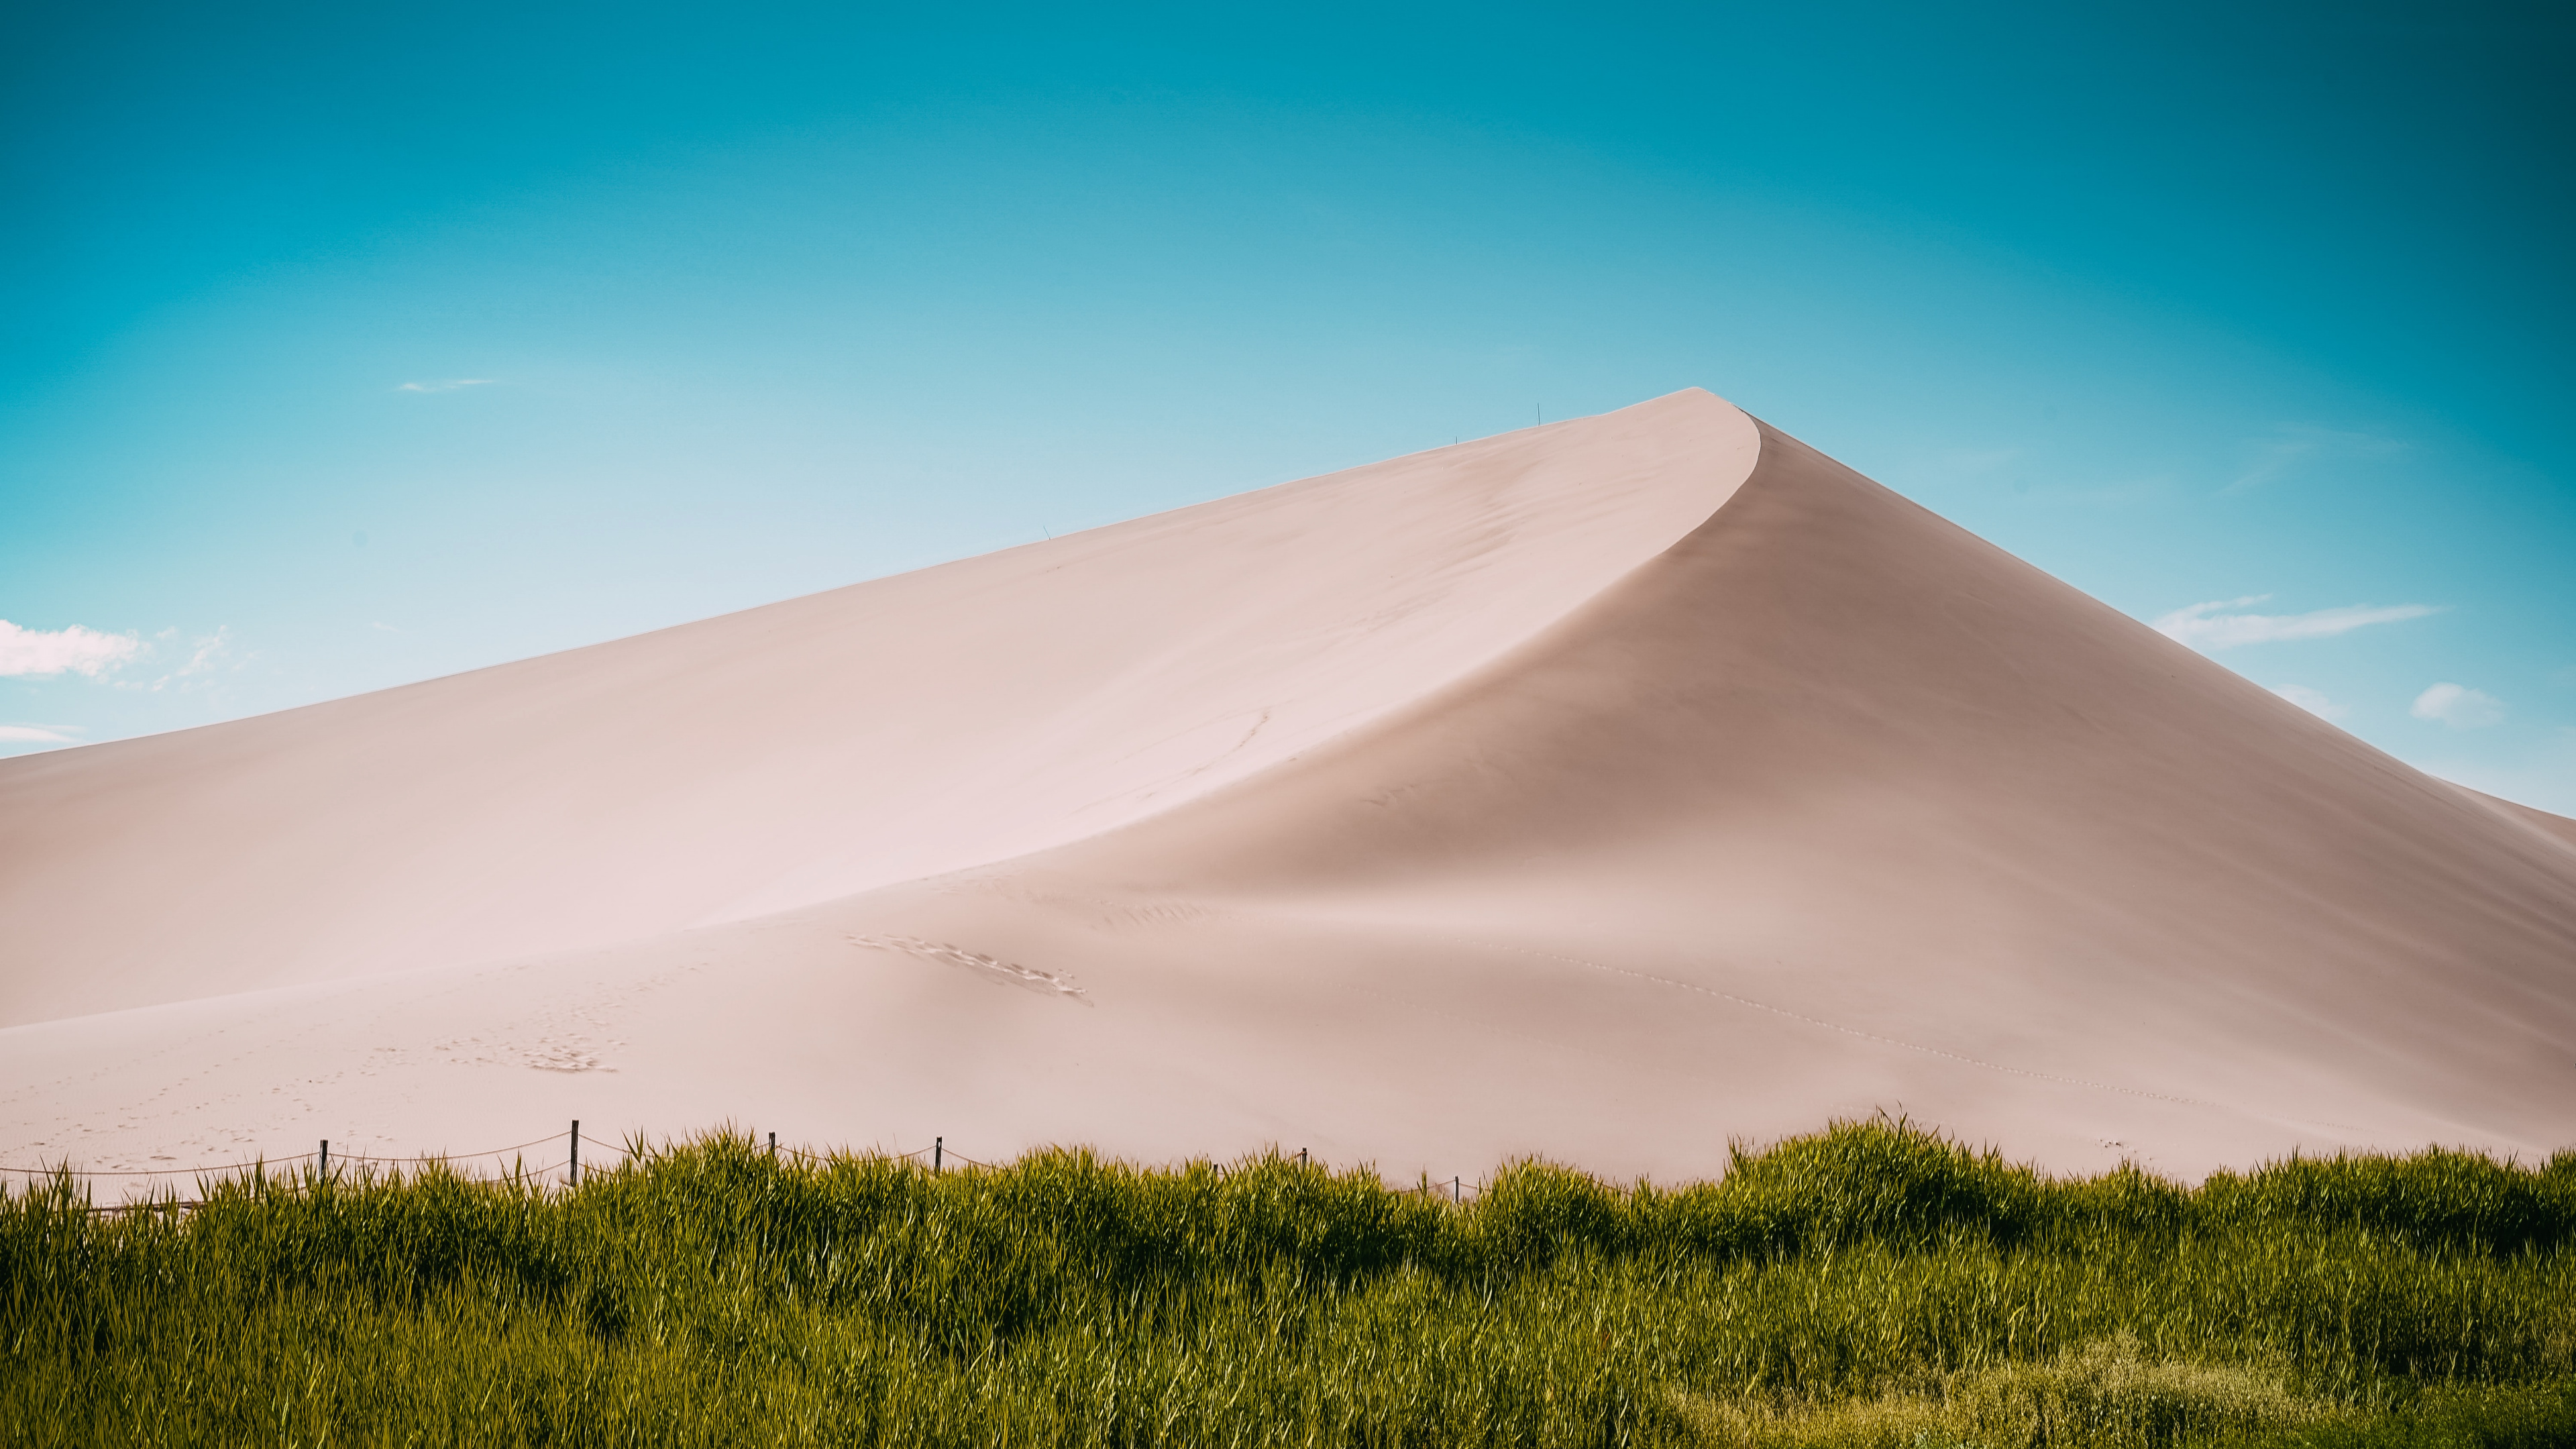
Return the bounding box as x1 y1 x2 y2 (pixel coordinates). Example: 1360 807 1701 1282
570 1120 580 1187
769 1132 777 1162
934 1136 943 1172
319 1140 328 1181
1298 1148 1307 1167
1453 1175 1461 1203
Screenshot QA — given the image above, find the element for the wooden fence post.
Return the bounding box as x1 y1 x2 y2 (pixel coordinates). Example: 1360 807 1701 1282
570 1120 580 1187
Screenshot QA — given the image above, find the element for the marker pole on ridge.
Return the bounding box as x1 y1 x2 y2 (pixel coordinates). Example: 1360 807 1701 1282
570 1120 580 1187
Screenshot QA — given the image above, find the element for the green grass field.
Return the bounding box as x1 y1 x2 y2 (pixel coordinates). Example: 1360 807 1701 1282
5 1118 2571 1446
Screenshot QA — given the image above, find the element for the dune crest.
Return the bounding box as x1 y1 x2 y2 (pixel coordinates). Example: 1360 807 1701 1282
4 390 2570 1183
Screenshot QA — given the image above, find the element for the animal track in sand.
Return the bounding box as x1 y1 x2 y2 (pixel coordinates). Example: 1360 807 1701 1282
848 935 1090 1004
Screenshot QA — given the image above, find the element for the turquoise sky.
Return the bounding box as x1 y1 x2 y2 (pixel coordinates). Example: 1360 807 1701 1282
6 3 2572 808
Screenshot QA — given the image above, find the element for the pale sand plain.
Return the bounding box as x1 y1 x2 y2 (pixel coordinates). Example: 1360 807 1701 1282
3 389 2571 1193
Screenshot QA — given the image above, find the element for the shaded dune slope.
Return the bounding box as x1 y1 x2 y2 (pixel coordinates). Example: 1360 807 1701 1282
972 419 2576 1155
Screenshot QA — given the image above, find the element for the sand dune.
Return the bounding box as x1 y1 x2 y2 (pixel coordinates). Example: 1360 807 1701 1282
4 389 2570 1187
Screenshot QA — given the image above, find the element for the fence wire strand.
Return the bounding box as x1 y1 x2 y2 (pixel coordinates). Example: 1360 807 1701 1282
8 1128 1487 1205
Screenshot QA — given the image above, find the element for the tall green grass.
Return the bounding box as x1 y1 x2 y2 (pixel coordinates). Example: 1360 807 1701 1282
5 1119 2571 1446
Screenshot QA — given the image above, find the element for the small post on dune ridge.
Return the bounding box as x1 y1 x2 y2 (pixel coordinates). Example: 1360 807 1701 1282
933 1136 943 1172
1453 1175 1461 1204
1297 1147 1307 1167
319 1140 328 1181
570 1120 580 1187
769 1132 777 1162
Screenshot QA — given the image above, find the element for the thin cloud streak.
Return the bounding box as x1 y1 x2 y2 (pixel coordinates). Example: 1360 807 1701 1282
2224 425 2406 494
0 724 83 743
2153 596 2437 650
394 378 496 393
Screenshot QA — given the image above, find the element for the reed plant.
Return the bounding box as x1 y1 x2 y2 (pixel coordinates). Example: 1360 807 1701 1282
4 1118 2571 1446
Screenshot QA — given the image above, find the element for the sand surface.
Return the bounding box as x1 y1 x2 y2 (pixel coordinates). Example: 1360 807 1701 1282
5 389 2571 1193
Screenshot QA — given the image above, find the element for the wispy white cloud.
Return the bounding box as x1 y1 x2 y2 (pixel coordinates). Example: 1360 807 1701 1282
146 627 237 691
2411 682 2504 729
90 627 243 694
2270 684 2349 721
394 378 496 393
0 620 142 678
2153 595 2438 650
2225 425 2407 494
0 723 83 744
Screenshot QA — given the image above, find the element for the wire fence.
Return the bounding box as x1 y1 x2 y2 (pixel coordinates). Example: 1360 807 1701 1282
3 1124 1487 1214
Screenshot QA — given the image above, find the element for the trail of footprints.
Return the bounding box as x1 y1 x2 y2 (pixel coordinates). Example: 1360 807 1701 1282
426 1004 625 1073
849 934 1089 1004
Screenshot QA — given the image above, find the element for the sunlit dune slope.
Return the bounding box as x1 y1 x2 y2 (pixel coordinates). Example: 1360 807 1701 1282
3 388 2570 1182
0 391 1757 1025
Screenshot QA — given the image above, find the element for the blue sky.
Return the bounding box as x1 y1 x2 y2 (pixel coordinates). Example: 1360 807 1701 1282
6 2 2573 808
